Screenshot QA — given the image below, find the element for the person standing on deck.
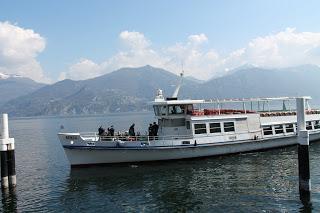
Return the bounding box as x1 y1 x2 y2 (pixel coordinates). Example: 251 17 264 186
148 124 153 139
152 122 159 137
109 125 115 136
129 123 135 136
98 126 105 136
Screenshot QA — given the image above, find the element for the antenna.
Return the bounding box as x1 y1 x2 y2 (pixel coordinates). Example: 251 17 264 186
171 63 184 99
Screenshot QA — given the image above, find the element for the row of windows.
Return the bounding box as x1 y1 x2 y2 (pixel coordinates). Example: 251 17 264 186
194 122 235 135
153 105 193 116
263 120 320 136
263 124 292 135
306 121 320 130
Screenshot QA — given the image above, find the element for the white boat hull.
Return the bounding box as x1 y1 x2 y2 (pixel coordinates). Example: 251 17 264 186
63 132 320 166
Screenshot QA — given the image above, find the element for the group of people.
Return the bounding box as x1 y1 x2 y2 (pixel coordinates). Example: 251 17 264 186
98 125 115 136
148 122 159 138
97 122 159 139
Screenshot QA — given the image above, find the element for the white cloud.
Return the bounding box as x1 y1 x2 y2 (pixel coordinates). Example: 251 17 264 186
3 23 320 82
62 28 320 81
59 59 102 81
63 32 220 80
225 28 320 70
188 33 208 45
119 31 151 49
0 21 49 82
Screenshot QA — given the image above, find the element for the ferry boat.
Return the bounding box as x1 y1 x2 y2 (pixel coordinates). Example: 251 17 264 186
58 74 320 167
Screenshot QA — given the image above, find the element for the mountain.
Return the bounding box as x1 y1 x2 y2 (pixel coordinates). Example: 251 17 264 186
1 64 320 117
0 66 199 116
185 76 205 84
199 65 320 105
0 74 45 106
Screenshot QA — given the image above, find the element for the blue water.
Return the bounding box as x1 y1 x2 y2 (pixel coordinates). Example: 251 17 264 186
2 112 320 212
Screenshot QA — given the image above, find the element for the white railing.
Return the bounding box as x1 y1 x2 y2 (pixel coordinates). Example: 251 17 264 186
97 134 194 142
76 129 272 148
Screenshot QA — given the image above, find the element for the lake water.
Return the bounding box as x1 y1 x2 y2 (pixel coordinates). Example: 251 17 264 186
2 112 320 212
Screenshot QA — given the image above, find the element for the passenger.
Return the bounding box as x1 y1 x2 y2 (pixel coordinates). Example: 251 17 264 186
129 123 135 136
148 123 153 140
152 122 159 137
171 106 177 114
108 125 115 136
98 126 105 136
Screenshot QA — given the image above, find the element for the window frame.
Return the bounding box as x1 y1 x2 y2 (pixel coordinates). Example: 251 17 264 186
193 123 207 135
168 105 185 115
223 122 235 133
209 122 221 133
263 125 273 136
285 123 294 133
274 124 284 134
306 121 313 130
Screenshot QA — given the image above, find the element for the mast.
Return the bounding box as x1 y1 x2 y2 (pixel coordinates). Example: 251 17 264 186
172 70 184 99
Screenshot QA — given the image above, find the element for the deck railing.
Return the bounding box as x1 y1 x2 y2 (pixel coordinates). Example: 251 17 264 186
78 130 265 143
97 134 194 142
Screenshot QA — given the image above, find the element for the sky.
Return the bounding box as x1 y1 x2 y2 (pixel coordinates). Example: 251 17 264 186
1 0 320 83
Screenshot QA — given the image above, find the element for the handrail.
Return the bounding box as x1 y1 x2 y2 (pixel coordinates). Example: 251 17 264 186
97 134 194 142
82 130 264 142
260 109 320 117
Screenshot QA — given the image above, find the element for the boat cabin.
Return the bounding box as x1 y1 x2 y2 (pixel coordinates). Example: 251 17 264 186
151 89 319 142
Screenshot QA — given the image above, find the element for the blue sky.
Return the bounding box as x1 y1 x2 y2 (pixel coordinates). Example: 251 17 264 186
1 0 320 82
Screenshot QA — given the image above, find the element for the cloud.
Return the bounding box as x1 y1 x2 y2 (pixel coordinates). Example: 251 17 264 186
119 31 151 49
62 28 320 81
0 21 49 82
225 28 320 70
188 33 208 45
6 22 320 83
59 59 102 81
61 31 219 81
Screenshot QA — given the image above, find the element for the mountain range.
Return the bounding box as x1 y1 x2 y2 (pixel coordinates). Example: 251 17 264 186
0 74 45 107
1 64 320 117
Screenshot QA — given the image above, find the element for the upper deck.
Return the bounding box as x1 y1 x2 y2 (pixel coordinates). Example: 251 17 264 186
151 93 315 119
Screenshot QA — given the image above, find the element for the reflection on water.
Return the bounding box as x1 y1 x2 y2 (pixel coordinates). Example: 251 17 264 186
1 188 17 213
59 149 303 212
1 114 320 212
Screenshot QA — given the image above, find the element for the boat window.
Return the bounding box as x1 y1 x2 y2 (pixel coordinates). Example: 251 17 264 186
285 124 294 133
168 105 185 115
153 106 160 116
186 121 190 129
306 121 313 130
209 123 221 133
160 106 167 116
274 125 284 134
314 121 320 129
186 105 194 115
194 123 207 134
263 126 273 135
224 122 235 132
